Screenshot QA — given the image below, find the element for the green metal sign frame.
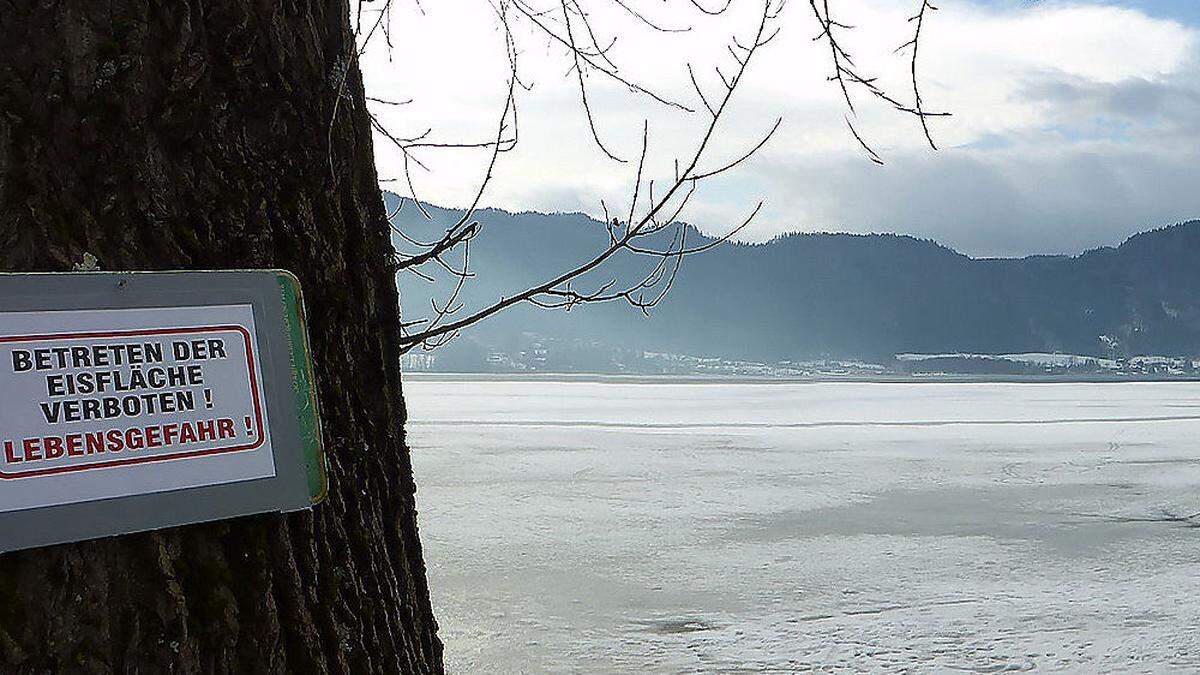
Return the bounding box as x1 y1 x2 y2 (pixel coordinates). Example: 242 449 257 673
0 270 328 552
277 272 328 504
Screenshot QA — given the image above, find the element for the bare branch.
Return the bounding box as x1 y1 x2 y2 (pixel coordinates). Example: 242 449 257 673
687 64 716 116
809 0 948 162
628 121 649 225
686 0 733 16
903 0 939 149
688 117 782 181
510 0 694 112
561 0 628 162
608 0 692 33
397 0 781 352
384 0 951 354
366 95 414 106
844 115 883 165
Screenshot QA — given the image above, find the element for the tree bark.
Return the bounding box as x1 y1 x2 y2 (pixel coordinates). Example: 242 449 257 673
0 1 442 672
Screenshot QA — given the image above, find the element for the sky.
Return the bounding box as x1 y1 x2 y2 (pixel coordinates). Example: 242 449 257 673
360 0 1200 258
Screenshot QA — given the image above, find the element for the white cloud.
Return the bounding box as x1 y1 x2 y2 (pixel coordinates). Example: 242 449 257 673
361 0 1200 256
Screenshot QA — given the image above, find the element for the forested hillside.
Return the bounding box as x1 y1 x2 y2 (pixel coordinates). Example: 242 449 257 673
391 196 1200 364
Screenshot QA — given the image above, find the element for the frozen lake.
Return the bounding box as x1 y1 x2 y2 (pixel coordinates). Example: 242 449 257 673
406 378 1200 673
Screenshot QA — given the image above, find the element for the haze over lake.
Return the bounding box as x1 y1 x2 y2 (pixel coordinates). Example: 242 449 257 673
407 378 1200 672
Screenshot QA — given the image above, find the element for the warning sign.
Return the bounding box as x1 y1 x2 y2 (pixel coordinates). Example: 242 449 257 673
0 304 277 513
0 271 324 552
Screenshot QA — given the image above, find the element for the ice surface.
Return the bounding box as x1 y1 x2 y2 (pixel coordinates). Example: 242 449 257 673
406 379 1200 673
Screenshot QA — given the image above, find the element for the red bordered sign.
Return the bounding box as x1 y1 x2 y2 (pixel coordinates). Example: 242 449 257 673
0 324 266 479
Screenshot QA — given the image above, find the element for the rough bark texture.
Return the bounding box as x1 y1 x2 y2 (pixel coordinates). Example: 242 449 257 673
0 1 442 672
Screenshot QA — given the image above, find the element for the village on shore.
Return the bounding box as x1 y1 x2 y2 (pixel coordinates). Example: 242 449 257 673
401 334 1200 380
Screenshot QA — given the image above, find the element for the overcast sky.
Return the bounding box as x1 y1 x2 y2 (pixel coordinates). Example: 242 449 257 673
361 0 1200 257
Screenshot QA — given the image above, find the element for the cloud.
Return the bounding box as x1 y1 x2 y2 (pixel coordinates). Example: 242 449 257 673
362 0 1200 256
756 143 1200 257
1016 69 1200 140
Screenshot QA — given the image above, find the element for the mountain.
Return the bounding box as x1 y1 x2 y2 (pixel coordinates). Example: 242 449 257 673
388 196 1200 367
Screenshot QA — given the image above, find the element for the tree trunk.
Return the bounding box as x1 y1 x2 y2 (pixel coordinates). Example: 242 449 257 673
0 1 442 672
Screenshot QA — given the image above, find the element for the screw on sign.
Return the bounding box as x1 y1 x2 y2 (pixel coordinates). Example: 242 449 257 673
0 271 326 553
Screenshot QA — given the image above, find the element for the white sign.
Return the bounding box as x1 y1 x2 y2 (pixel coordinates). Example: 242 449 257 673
0 304 276 513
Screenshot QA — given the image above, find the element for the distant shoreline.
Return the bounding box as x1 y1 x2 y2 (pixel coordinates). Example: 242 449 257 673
403 372 1200 385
